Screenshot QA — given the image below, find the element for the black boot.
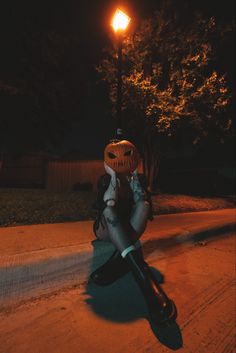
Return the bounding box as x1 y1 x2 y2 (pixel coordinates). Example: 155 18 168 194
125 249 177 326
89 247 164 287
89 250 130 286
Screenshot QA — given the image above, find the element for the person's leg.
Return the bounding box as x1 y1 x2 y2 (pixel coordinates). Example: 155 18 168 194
124 248 177 325
90 209 134 285
104 203 177 325
102 206 135 256
90 202 151 285
130 200 150 238
95 169 149 255
94 199 149 247
111 182 176 325
90 172 150 285
127 200 150 252
91 206 176 325
90 192 151 284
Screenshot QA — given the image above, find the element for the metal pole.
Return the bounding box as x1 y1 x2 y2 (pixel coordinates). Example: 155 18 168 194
116 37 122 139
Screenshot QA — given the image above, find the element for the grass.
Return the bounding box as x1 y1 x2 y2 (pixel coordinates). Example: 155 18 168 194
0 188 235 227
0 188 97 227
152 193 235 214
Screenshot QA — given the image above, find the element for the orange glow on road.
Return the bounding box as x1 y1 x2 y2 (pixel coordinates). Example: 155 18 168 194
112 9 130 32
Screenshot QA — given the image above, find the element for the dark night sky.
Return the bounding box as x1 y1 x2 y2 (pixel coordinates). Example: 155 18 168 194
12 0 232 64
0 1 235 158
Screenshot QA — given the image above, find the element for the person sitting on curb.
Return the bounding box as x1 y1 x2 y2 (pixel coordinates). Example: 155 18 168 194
90 139 177 326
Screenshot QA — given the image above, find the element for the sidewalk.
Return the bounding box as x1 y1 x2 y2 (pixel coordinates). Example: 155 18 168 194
0 209 235 353
0 209 235 306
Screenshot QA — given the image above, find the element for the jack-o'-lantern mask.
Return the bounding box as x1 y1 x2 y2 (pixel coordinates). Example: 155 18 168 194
104 140 139 174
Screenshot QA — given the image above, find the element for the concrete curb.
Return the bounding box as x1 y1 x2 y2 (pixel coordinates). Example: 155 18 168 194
0 210 235 307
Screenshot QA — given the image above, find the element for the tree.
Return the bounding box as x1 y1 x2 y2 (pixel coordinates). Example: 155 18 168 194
97 2 234 189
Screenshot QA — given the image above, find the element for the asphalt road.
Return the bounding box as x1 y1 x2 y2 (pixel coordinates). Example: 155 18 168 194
0 209 235 352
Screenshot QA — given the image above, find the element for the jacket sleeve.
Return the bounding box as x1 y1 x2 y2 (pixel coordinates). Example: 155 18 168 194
93 174 111 213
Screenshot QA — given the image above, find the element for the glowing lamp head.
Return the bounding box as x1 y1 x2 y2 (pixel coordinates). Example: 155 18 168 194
112 9 131 33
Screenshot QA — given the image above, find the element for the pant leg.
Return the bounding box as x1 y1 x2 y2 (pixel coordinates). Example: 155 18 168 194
94 206 133 253
129 200 150 243
94 201 150 253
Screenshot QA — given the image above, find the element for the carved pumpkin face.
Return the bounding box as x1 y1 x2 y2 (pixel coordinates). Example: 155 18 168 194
104 140 139 174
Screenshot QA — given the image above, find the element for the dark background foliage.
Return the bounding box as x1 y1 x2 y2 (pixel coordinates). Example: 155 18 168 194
0 1 234 154
0 1 235 195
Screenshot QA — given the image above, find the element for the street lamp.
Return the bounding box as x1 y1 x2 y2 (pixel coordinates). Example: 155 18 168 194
111 9 131 138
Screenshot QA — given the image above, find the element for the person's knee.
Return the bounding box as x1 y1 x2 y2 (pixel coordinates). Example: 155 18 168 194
103 206 120 227
103 205 117 217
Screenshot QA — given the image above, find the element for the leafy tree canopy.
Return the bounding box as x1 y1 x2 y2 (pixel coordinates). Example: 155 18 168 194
98 2 234 160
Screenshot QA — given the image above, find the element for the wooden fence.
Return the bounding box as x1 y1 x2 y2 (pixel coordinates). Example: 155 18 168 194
0 156 144 191
47 159 144 191
0 155 47 188
47 160 105 191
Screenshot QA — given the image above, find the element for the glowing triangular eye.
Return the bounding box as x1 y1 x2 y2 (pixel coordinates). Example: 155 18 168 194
108 152 116 159
124 150 133 156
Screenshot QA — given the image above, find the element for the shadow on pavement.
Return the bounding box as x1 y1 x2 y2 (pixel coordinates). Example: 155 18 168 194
85 239 183 350
85 273 147 322
143 222 236 257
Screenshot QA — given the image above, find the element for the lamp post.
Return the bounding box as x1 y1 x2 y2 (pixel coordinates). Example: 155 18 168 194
111 9 131 139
